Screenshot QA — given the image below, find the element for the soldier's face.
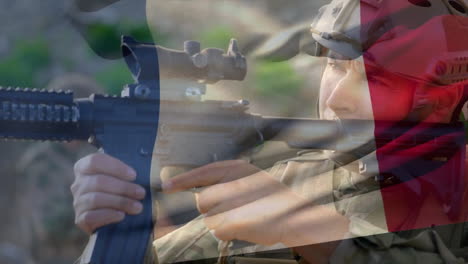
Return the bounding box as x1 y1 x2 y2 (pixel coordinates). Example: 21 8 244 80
319 53 415 121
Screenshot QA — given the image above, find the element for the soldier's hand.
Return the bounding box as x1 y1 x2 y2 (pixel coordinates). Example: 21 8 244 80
71 153 145 234
162 160 349 247
162 160 306 245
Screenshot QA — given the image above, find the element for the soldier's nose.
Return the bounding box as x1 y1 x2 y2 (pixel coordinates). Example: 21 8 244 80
326 78 358 116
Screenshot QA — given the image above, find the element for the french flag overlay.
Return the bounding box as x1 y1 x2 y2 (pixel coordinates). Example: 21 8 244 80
362 1 468 232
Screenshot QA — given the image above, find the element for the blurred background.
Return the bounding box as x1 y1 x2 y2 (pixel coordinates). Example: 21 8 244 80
0 0 329 263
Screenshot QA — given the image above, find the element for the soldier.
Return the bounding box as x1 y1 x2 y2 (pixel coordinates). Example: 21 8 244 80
71 0 468 263
10 73 103 264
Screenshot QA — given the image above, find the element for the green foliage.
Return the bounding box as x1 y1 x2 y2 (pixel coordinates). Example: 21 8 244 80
125 23 153 43
198 26 235 48
253 61 303 98
93 61 133 95
85 21 170 58
86 22 169 94
86 22 122 59
0 38 50 87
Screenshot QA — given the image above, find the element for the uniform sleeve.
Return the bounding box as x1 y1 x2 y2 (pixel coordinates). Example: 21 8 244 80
329 228 466 264
153 215 220 263
330 167 466 264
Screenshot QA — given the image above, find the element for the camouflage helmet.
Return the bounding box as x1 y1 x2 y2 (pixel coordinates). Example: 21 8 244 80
255 0 468 63
310 0 468 59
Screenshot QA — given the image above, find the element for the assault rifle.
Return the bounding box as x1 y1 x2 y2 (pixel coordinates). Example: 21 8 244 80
0 36 464 263
0 36 340 264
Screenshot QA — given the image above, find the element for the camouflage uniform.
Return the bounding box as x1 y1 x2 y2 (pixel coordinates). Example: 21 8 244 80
153 150 468 264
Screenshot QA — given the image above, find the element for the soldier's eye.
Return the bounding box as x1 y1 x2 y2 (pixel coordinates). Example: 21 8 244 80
327 60 345 72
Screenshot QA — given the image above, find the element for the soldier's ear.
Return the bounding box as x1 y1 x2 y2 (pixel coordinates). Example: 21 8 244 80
435 85 464 114
422 84 466 123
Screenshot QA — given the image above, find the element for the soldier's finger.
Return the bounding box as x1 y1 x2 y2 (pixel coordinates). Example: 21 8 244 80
75 209 125 234
162 160 248 193
197 172 279 214
74 192 143 216
203 211 243 242
74 153 137 181
74 174 145 200
204 201 273 244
